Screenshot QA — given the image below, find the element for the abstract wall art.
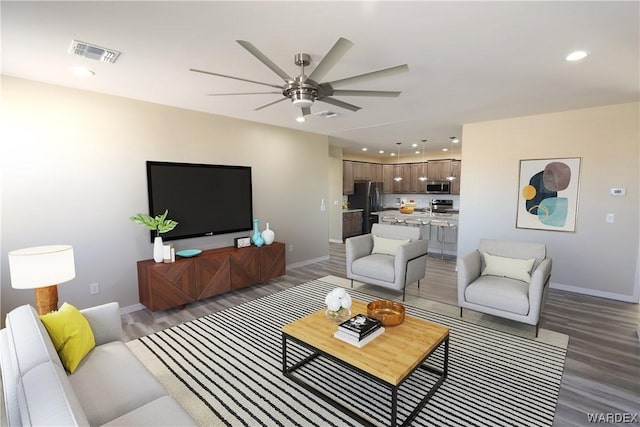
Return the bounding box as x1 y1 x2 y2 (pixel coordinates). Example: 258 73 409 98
516 157 581 232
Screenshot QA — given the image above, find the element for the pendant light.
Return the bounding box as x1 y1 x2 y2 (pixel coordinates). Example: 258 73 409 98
393 142 403 181
418 139 428 181
446 136 457 181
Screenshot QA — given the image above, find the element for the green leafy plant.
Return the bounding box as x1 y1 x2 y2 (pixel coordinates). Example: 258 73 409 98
130 210 178 237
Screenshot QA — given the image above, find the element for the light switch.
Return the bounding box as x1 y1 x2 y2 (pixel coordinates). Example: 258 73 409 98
610 187 626 196
606 213 615 223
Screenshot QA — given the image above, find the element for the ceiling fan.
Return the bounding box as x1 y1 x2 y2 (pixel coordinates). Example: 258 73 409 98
189 37 409 118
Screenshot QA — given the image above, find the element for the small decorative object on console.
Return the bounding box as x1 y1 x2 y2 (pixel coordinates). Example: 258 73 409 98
367 300 405 326
324 287 352 324
261 222 275 245
130 210 178 263
234 237 252 248
175 249 202 258
251 219 264 247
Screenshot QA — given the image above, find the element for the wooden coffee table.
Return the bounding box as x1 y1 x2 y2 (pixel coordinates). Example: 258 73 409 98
281 299 449 427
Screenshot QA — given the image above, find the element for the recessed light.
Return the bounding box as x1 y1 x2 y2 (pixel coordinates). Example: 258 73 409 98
390 153 396 156
362 148 368 151
411 143 418 148
378 150 385 154
566 50 589 61
443 148 449 152
69 66 95 77
452 138 460 143
415 150 420 154
295 116 306 123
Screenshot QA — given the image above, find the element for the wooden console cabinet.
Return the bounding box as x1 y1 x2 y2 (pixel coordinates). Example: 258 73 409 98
137 242 286 311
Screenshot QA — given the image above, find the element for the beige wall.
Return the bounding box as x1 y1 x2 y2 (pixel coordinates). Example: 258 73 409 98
328 145 344 243
0 76 330 316
459 102 639 301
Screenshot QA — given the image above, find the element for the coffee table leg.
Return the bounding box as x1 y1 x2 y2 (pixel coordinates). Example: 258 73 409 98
443 336 449 377
391 386 398 427
281 333 287 374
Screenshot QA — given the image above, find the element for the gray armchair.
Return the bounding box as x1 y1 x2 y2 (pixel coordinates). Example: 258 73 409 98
458 239 552 336
346 223 428 301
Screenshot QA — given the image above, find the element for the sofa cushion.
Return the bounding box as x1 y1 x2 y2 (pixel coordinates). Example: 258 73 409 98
372 235 411 256
464 275 530 315
102 395 196 426
18 360 90 426
351 254 395 282
68 341 168 426
481 251 535 283
40 303 96 373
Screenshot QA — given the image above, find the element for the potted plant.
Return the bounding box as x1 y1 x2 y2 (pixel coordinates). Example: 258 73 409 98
130 210 178 262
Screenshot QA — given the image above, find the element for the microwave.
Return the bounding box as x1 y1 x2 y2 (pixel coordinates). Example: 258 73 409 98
426 180 450 194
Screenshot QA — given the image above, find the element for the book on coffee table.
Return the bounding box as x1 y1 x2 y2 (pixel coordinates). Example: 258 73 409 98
338 314 381 339
334 327 385 348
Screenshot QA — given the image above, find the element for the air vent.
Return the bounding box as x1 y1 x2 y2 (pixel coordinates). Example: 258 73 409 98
314 110 339 118
69 40 121 63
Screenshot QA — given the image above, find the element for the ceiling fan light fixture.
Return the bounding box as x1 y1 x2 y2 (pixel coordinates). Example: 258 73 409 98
291 91 315 108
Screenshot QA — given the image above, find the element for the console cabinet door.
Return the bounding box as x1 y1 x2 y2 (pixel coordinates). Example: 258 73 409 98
138 260 195 311
194 252 231 299
230 247 261 290
260 242 286 283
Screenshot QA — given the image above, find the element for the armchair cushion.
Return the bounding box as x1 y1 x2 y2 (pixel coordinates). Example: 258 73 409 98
372 235 411 256
464 275 530 315
351 254 396 282
481 251 535 283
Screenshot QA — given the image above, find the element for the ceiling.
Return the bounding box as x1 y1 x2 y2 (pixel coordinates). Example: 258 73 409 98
2 1 638 159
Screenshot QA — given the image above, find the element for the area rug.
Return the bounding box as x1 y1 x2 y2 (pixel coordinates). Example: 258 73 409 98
127 277 567 427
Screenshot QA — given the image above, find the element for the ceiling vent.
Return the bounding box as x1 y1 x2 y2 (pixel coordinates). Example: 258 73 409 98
314 110 339 118
69 40 121 63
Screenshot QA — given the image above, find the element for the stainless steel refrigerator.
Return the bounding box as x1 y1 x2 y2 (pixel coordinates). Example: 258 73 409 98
348 181 384 234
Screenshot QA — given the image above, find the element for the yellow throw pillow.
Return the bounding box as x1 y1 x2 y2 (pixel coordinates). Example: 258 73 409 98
372 235 411 256
40 302 95 373
481 251 535 283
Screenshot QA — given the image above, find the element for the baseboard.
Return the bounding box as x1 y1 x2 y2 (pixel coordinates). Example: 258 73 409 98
329 239 344 244
120 303 145 314
550 282 638 303
287 255 330 270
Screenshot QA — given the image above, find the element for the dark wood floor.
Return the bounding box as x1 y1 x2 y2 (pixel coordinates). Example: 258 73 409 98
122 244 640 427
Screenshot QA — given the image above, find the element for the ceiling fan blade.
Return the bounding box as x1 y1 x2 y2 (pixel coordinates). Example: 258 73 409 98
190 68 282 89
236 40 292 82
318 97 361 112
307 37 354 83
326 64 409 88
206 92 282 96
301 107 312 116
254 97 288 111
331 89 401 97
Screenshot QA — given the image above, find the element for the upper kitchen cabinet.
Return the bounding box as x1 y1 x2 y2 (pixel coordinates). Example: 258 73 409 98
410 163 428 193
343 161 354 194
427 160 451 180
450 160 461 195
343 161 384 194
382 164 395 193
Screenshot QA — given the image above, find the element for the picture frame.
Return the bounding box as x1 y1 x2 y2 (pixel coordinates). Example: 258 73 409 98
516 157 581 232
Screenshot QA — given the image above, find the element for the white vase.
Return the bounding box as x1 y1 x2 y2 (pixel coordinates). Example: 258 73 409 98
261 222 275 245
153 236 164 263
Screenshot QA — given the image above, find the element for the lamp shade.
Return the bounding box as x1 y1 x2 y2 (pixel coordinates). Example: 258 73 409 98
8 245 75 289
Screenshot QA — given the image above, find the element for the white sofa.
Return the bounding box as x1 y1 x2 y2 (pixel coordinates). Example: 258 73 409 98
0 302 196 426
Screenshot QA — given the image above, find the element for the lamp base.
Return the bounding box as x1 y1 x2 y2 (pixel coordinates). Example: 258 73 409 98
35 285 58 315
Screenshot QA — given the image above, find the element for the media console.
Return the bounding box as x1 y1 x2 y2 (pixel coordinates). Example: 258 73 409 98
137 242 285 311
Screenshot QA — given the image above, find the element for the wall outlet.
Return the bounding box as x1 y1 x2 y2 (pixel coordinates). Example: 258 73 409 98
606 213 615 223
289 244 294 252
90 283 100 295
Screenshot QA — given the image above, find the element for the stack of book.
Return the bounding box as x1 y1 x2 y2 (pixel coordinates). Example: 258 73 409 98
333 314 385 348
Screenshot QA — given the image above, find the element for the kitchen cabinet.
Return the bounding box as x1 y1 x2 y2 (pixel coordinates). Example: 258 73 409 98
137 242 285 311
410 163 428 193
343 161 354 194
342 211 363 240
382 164 395 193
428 160 452 180
450 160 461 195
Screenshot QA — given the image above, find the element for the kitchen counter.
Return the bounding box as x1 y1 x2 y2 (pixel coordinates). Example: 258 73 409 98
342 208 364 213
373 210 459 220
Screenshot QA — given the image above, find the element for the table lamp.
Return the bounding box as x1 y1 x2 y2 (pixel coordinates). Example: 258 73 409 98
8 245 76 315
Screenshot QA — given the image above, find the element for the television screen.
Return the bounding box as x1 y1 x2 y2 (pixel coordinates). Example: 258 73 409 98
146 161 253 242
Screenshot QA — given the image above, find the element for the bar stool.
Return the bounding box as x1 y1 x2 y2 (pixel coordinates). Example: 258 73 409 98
430 220 458 259
381 216 400 225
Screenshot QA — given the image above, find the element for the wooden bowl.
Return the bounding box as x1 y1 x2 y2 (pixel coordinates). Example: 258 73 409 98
399 206 414 214
367 300 405 326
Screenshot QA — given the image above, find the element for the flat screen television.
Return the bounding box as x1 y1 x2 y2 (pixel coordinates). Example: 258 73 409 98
146 161 253 242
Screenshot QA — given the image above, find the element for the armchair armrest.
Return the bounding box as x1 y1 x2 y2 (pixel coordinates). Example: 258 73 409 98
80 302 122 346
395 239 429 285
528 257 552 316
346 234 374 275
457 250 482 304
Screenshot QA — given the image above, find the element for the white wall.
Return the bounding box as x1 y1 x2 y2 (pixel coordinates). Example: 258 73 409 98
0 76 330 316
328 145 344 243
459 102 639 301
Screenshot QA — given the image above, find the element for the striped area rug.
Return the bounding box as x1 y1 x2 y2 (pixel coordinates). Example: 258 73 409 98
127 278 567 427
